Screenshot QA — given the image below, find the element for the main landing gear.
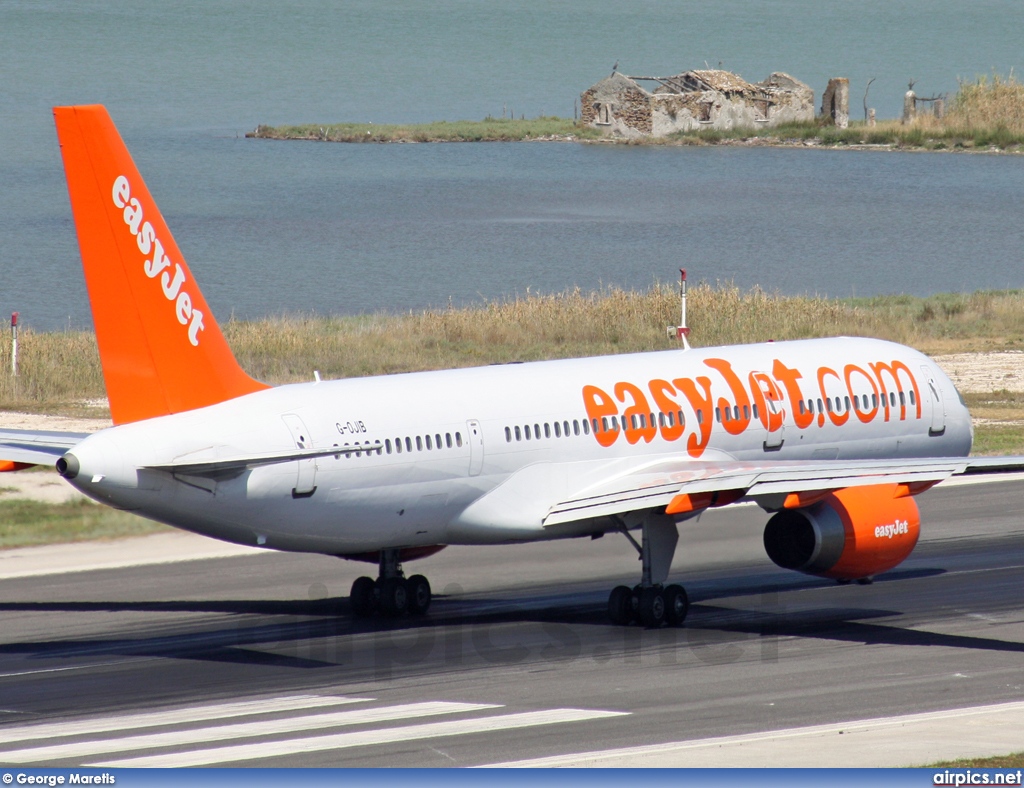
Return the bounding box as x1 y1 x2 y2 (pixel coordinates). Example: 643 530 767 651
349 548 432 618
607 513 689 628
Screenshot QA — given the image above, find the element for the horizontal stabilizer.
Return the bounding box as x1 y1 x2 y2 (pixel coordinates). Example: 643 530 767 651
0 429 90 468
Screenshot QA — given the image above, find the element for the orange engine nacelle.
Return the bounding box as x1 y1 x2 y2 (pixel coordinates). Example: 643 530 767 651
762 483 921 581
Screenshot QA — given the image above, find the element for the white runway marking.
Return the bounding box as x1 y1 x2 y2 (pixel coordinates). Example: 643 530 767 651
480 700 1024 767
0 701 493 763
0 694 368 745
92 707 629 767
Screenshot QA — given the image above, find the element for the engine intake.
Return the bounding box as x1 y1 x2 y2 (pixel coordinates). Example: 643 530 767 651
763 483 921 581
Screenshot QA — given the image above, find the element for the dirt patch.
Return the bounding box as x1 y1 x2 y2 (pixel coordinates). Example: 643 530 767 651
932 352 1024 393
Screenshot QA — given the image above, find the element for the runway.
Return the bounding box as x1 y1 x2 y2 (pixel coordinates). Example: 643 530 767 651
1 479 1024 767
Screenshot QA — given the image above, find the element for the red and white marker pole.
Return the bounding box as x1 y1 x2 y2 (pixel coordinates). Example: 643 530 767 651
10 312 18 377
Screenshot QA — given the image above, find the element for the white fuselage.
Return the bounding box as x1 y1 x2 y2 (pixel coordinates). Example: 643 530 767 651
65 336 972 555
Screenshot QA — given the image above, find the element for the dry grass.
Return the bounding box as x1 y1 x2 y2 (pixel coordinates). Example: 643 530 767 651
948 71 1024 133
4 285 1024 415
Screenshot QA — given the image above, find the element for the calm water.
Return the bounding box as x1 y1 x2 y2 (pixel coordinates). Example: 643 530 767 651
2 1 1023 330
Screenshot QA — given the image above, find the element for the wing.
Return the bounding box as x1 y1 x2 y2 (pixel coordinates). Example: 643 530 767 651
0 428 90 468
543 455 1024 527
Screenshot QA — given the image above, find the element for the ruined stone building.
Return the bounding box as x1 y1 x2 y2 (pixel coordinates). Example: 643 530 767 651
580 69 814 137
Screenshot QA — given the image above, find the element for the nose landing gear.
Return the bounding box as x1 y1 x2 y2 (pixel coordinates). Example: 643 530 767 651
349 548 432 618
607 513 689 627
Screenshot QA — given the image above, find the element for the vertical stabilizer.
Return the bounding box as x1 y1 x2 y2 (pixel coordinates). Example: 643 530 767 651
53 105 268 424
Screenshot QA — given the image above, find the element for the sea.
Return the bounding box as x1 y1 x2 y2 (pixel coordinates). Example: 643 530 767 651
2 0 1023 331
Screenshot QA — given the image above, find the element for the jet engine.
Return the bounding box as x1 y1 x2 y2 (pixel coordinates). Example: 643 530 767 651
762 483 920 580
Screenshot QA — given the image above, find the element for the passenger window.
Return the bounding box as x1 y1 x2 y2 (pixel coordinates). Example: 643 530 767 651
534 423 541 438
385 439 392 454
396 438 403 454
515 426 522 441
825 398 832 413
554 422 561 438
909 390 916 405
563 420 570 435
715 408 721 423
799 401 805 415
835 397 841 412
435 433 442 448
844 396 850 411
584 419 592 435
573 420 580 436
817 398 824 413
666 412 674 427
899 391 906 406
743 405 749 420
426 435 433 450
696 410 704 425
752 404 759 421
456 432 463 447
544 423 551 438
406 437 413 452
446 433 452 448
872 394 878 408
601 417 609 433
525 425 532 440
505 427 512 443
343 442 351 459
890 392 896 406
416 436 423 451
677 409 684 426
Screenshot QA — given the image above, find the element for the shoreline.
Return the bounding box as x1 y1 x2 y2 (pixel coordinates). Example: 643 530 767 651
247 119 1024 154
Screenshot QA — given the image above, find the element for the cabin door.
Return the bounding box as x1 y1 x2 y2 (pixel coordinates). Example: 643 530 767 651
467 420 484 477
921 366 946 437
281 413 318 497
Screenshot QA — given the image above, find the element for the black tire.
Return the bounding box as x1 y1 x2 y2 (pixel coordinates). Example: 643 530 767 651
608 585 633 625
379 577 409 616
664 584 689 626
637 587 666 628
407 574 432 615
350 576 377 617
856 576 874 585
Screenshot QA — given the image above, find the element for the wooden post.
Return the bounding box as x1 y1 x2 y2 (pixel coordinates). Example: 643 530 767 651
868 108 876 127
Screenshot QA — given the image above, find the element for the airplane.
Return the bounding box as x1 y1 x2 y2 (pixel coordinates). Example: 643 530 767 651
1 103 1023 628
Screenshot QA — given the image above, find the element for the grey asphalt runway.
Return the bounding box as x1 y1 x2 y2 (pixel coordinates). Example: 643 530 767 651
1 479 1023 767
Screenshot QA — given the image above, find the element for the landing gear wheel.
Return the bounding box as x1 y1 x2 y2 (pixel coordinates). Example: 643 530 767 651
379 577 409 616
637 587 666 628
406 574 432 615
856 576 874 585
608 585 634 625
663 584 689 626
350 575 377 617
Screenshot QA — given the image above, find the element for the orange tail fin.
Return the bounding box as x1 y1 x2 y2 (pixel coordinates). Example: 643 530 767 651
53 105 268 425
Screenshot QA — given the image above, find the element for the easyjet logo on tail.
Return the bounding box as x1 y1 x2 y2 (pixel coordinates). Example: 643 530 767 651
111 175 205 346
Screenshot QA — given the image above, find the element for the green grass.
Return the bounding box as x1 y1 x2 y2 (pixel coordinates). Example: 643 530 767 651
0 498 169 549
248 116 603 143
930 753 1024 768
